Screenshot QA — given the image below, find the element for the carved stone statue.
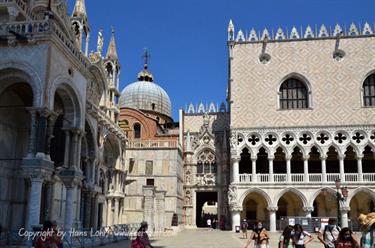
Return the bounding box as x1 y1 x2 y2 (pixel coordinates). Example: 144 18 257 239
97 29 104 56
228 185 237 204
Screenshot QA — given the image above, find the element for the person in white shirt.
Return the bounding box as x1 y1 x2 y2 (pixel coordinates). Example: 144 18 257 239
207 218 212 231
293 224 314 248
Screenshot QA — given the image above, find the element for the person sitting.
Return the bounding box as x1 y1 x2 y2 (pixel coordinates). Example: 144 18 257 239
335 227 359 248
244 220 269 248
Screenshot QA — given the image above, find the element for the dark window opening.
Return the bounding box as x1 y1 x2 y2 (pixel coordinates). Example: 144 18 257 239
280 78 309 109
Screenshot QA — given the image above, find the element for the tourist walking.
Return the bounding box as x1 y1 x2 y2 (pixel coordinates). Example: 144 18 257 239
132 221 154 248
241 219 249 239
207 218 212 231
292 224 314 248
318 218 341 248
335 227 360 248
243 220 269 248
358 213 375 248
279 225 294 248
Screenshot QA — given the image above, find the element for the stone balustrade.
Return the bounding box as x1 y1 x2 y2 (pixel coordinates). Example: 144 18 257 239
238 172 375 184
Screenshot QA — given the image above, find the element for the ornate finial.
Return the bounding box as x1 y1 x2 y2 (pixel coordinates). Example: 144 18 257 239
137 49 154 82
105 27 118 61
142 48 151 69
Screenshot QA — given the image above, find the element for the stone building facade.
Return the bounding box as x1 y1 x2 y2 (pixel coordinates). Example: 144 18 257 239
227 20 375 231
0 0 127 232
118 61 184 233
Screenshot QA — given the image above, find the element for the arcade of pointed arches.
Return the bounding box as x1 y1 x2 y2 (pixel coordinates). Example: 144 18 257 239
239 187 375 231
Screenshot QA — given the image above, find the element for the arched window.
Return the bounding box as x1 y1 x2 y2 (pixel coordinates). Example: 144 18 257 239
363 74 375 107
133 123 141 139
197 150 216 174
279 78 309 109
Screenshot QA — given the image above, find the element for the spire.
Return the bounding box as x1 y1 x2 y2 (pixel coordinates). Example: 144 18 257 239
72 0 87 19
106 27 119 61
137 49 154 82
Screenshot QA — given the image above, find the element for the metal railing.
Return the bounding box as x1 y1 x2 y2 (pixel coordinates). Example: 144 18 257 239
238 173 375 184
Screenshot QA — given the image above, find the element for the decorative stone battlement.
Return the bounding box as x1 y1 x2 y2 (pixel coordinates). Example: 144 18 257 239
227 20 375 43
185 102 227 114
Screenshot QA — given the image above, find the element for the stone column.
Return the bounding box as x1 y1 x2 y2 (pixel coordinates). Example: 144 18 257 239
143 186 155 233
27 177 44 230
356 154 364 182
64 186 76 230
26 108 38 158
45 113 57 160
36 110 48 158
231 157 240 183
251 157 257 182
303 155 309 182
339 154 345 182
231 210 241 232
107 198 113 226
268 156 274 183
321 155 327 183
303 207 314 218
340 206 350 228
286 155 292 182
267 207 278 232
114 198 120 225
155 191 166 234
70 129 82 169
63 129 71 167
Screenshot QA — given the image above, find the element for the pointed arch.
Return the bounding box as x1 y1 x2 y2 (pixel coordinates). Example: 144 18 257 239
274 187 309 208
348 187 375 203
309 187 337 206
239 187 273 207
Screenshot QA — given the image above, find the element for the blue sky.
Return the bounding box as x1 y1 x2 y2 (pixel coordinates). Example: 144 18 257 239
68 0 375 120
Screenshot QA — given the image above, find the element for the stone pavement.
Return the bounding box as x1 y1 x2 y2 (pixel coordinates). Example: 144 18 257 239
103 229 343 248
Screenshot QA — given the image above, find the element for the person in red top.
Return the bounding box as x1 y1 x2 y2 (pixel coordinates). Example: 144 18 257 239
35 221 62 248
335 227 360 248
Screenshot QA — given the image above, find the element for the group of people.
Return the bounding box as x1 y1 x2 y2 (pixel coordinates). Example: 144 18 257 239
241 212 375 248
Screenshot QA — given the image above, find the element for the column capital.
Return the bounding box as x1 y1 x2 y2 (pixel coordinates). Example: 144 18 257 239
267 206 278 212
285 155 292 161
268 155 275 161
340 206 350 212
337 154 346 160
320 155 328 160
356 154 364 160
303 206 314 213
251 156 258 161
231 156 241 163
303 155 310 161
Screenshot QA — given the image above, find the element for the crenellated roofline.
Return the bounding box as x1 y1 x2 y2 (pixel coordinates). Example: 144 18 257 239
228 20 375 44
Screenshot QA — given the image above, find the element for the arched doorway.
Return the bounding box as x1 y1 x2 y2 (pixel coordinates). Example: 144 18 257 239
276 191 305 229
0 80 33 230
350 190 375 231
312 189 337 218
196 191 218 227
242 192 269 229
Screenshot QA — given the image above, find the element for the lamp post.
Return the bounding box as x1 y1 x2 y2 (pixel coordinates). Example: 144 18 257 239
335 178 349 227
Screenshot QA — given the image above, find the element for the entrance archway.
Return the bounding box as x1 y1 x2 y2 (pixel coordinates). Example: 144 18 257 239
276 191 305 219
0 81 33 230
242 191 269 229
311 189 337 218
196 191 217 227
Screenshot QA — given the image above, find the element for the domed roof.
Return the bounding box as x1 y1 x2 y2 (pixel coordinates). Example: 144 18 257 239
119 66 172 118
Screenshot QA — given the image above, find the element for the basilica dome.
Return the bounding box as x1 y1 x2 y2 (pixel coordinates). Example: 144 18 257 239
119 63 172 118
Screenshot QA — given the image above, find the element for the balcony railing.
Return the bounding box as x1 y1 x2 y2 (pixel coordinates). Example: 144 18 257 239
238 173 375 184
127 139 180 149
